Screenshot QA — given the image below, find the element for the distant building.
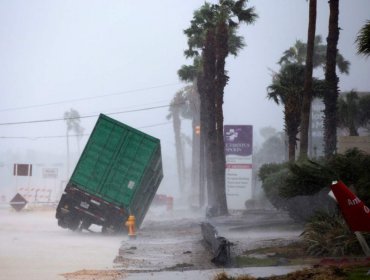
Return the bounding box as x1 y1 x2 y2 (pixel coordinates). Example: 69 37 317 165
310 97 325 158
309 92 370 157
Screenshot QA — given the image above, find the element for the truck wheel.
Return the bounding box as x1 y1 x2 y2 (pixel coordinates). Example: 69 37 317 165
102 225 117 235
65 215 81 231
79 220 92 231
58 218 68 228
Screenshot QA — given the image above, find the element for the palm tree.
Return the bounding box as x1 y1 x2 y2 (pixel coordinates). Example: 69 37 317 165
279 34 349 159
359 94 370 132
337 91 361 136
267 64 326 161
211 2 257 214
338 92 370 136
356 20 370 57
323 0 340 158
167 91 186 192
300 0 317 160
63 108 84 178
267 64 305 161
181 0 257 216
167 86 201 204
279 35 350 74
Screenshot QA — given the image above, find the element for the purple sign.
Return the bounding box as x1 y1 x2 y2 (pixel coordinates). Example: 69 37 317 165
224 125 253 156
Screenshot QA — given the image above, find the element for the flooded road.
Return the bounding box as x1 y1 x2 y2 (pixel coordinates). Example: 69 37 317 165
0 206 122 280
0 205 305 280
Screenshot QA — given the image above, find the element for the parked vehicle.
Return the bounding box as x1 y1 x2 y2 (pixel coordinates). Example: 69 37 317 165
56 114 163 233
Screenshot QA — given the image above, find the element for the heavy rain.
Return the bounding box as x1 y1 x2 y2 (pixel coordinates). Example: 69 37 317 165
1 1 370 279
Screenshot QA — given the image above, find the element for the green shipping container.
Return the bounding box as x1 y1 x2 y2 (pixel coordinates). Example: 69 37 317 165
56 114 163 232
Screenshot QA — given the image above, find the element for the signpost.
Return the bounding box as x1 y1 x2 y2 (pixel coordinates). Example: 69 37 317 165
10 193 28 211
13 163 33 193
13 164 32 176
224 125 253 210
42 168 58 178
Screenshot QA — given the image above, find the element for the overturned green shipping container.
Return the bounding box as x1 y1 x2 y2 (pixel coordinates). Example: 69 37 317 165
56 114 163 233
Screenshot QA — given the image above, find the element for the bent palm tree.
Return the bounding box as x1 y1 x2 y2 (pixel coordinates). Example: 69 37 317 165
64 108 84 177
167 88 193 193
267 64 305 161
356 20 370 57
279 35 350 74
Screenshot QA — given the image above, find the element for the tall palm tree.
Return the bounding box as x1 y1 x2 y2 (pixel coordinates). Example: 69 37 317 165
63 108 84 178
267 64 326 161
267 64 305 161
167 91 186 192
168 85 202 203
178 61 206 207
300 0 317 160
324 0 340 158
279 34 349 159
181 0 257 216
212 2 257 214
356 20 370 57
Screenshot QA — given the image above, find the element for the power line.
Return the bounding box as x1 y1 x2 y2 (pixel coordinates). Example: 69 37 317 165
0 122 172 140
0 82 181 113
0 103 183 126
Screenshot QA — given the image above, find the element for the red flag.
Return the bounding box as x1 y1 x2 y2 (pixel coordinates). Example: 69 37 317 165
331 180 370 232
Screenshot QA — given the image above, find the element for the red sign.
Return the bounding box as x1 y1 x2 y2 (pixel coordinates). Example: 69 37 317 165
13 164 32 176
331 180 370 232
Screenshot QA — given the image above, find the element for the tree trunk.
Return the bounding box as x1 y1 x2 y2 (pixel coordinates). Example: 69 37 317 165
203 28 217 210
197 74 209 208
285 96 300 162
173 108 185 191
190 83 203 207
300 0 317 160
349 124 359 136
324 0 340 158
288 133 296 162
66 131 70 179
214 20 229 215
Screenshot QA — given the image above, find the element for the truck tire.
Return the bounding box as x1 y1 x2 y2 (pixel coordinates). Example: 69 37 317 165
58 218 68 229
65 214 81 231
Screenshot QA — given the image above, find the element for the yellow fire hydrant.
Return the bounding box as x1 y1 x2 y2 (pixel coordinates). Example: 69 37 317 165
125 215 136 239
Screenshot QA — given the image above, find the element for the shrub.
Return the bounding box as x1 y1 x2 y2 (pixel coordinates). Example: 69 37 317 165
259 149 370 223
259 165 290 210
301 211 364 256
259 162 336 222
328 149 370 206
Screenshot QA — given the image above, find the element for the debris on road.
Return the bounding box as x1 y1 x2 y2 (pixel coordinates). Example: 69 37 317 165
113 216 216 272
201 222 232 266
62 269 126 280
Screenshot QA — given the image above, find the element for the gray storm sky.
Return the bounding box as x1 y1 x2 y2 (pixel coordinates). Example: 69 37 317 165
0 0 369 161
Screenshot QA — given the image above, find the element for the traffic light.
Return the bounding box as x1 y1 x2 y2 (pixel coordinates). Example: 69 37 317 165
195 125 200 135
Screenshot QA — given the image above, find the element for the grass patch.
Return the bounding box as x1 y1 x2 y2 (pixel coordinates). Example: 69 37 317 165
236 242 319 267
235 256 278 267
244 242 306 258
166 262 194 270
347 266 370 280
214 266 357 279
